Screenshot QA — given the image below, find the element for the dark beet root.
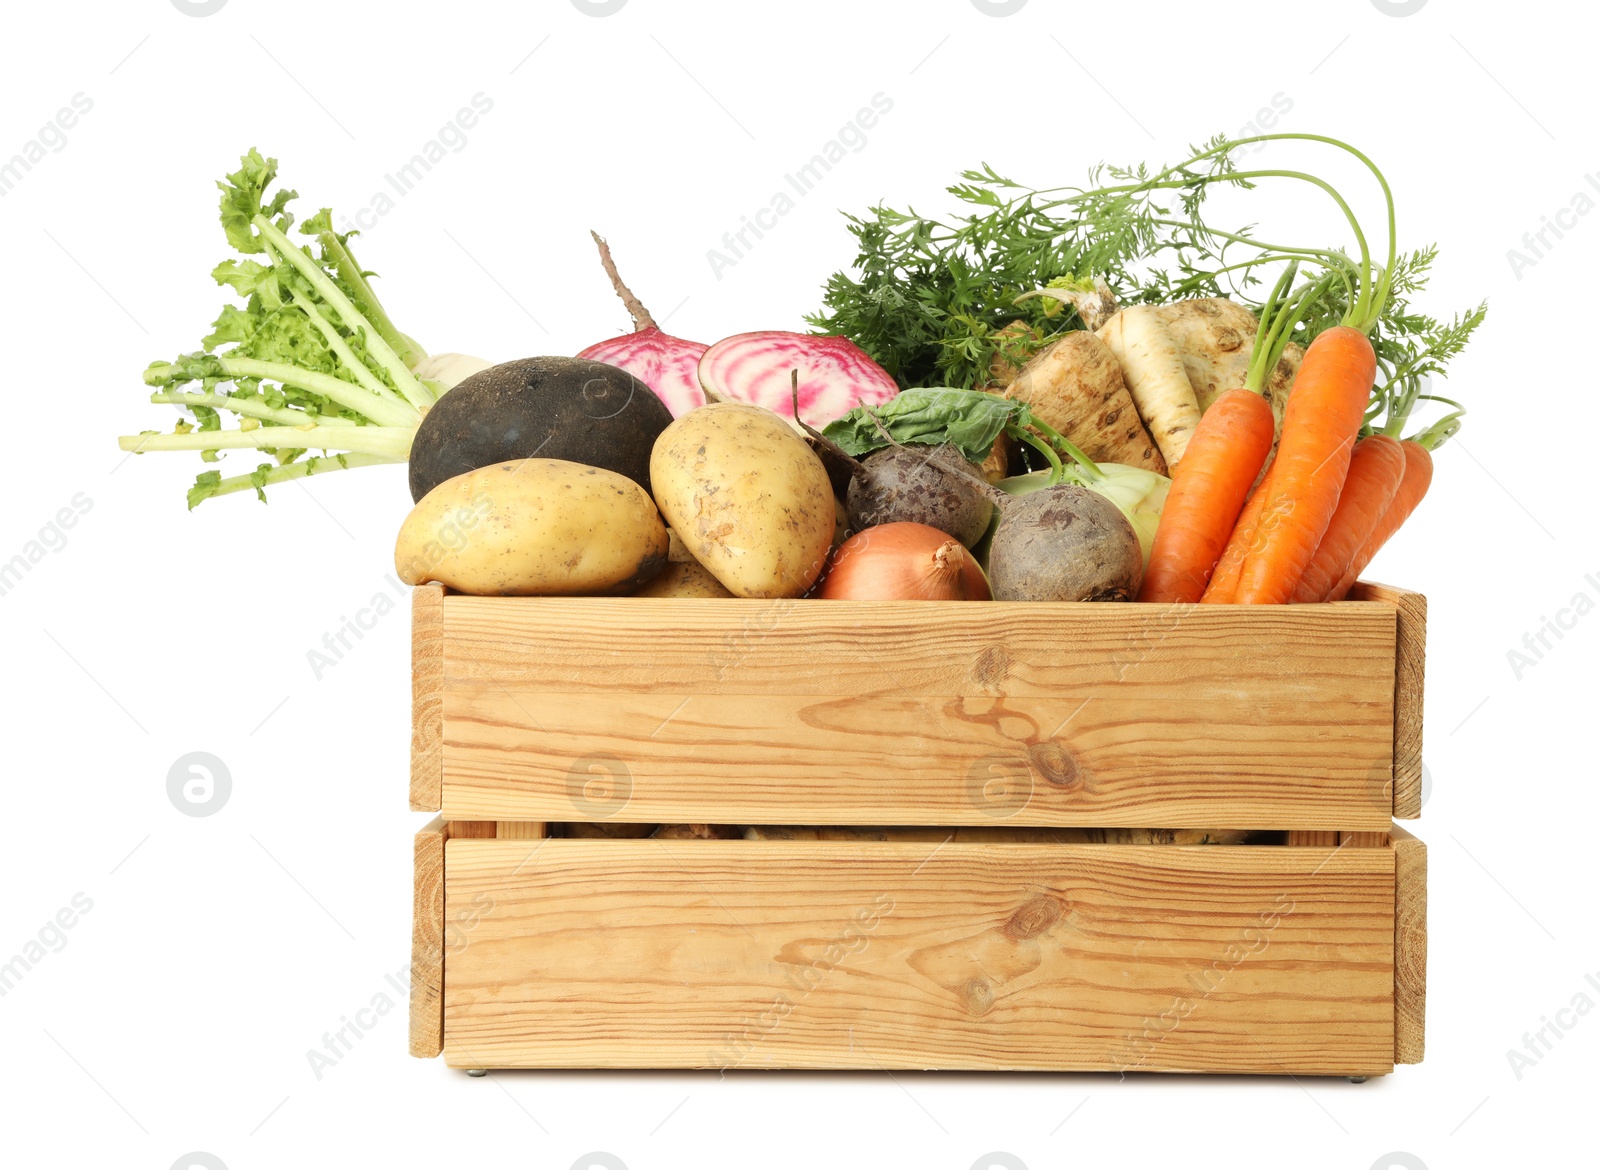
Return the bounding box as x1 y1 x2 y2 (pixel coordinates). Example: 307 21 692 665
988 484 1142 602
846 444 997 548
408 356 672 502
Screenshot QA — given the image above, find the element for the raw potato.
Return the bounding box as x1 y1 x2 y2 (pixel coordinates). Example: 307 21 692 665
666 528 695 563
394 459 668 595
633 559 734 598
1096 306 1202 467
1003 331 1167 474
651 402 836 598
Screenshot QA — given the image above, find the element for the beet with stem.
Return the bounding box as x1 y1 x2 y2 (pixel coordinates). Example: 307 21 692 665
793 380 1005 548
574 233 709 417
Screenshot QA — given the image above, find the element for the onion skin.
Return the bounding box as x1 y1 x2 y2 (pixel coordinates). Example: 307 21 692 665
818 522 992 601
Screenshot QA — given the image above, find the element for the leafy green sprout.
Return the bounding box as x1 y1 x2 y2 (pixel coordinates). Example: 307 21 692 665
809 133 1483 448
120 150 438 507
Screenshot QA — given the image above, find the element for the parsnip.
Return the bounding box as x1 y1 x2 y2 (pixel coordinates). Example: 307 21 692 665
1003 331 1166 474
1096 306 1202 467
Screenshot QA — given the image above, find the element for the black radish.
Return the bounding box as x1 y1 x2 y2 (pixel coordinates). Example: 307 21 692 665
408 356 672 502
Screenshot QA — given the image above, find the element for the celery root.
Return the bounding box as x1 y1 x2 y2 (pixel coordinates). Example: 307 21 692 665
1154 297 1303 430
1002 331 1166 474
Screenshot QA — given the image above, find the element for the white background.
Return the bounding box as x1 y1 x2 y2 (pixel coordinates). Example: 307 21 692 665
0 1 1593 1168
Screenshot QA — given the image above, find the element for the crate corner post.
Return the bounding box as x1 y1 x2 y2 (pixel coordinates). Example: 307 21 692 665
410 583 445 813
1392 824 1428 1064
410 815 448 1059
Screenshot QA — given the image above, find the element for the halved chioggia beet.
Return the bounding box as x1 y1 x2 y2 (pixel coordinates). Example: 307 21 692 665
697 331 898 427
575 232 708 417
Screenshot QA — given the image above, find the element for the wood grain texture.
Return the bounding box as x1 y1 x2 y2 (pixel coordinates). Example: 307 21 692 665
1348 582 1427 818
1287 831 1339 846
1392 824 1427 1064
410 583 445 812
436 596 1398 829
442 839 1397 1074
496 822 546 840
409 816 448 1058
1341 832 1391 847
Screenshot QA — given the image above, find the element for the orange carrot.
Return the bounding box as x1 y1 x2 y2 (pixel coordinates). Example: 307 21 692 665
1201 466 1273 604
1327 440 1434 600
1290 435 1406 603
1234 326 1376 604
1140 390 1275 603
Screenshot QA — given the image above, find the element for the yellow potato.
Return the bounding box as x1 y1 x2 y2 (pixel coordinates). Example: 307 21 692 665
394 459 667 595
632 559 733 598
650 403 834 599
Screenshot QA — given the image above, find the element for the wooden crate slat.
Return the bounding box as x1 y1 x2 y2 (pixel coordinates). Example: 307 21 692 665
408 816 448 1058
442 595 1396 695
410 583 445 812
1392 825 1428 1063
436 596 1398 829
442 839 1397 1074
1348 582 1427 818
443 690 1392 828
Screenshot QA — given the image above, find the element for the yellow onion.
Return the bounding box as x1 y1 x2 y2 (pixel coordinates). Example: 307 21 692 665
819 522 991 601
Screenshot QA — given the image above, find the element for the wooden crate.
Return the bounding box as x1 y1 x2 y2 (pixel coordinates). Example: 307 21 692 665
408 583 1429 1074
411 582 1425 830
411 820 1426 1074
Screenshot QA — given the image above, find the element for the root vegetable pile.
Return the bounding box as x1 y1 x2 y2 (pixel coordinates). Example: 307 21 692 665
122 134 1480 608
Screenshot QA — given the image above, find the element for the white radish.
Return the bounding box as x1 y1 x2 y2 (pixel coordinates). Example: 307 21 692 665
1097 306 1202 468
412 352 493 394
